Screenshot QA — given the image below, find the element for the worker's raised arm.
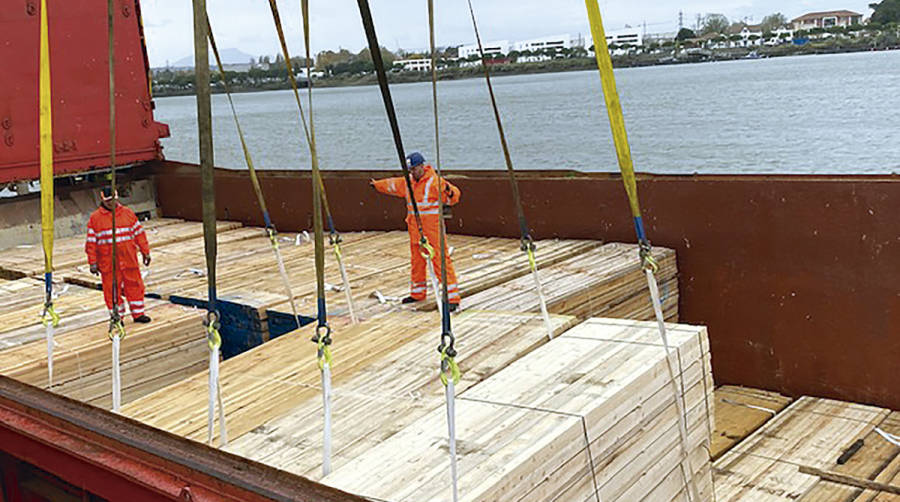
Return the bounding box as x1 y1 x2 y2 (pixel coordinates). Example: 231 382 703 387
371 177 408 198
439 178 461 206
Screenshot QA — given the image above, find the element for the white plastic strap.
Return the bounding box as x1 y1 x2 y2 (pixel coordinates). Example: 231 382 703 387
336 252 358 324
428 261 444 317
529 262 554 340
111 334 121 412
646 268 702 502
322 362 333 476
272 241 304 332
876 427 900 447
46 323 54 388
445 380 459 502
208 344 228 446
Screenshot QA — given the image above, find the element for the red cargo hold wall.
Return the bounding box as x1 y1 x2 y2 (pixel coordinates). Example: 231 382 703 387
153 164 900 411
0 0 168 183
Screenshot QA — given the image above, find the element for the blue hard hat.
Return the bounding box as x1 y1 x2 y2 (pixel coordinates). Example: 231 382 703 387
406 152 426 168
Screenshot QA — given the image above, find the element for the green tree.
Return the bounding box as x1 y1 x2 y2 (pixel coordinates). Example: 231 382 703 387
700 14 729 35
315 49 353 71
760 13 788 32
870 0 900 24
676 28 696 40
357 46 396 70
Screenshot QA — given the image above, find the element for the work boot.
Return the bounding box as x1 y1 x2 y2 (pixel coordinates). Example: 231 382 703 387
133 315 152 324
448 303 459 313
401 296 420 304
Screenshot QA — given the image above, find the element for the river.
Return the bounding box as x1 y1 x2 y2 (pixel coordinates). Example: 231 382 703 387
155 50 900 174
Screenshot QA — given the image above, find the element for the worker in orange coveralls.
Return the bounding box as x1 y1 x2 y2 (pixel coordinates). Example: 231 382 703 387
370 152 462 311
85 188 152 323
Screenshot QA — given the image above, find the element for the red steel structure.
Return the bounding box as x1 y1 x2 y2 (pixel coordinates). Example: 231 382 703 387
0 376 365 502
0 0 169 183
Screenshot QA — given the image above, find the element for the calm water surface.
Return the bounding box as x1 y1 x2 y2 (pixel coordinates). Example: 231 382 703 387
155 51 900 174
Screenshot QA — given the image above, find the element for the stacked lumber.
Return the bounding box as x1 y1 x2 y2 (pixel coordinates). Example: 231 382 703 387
461 242 679 321
711 386 792 460
160 230 392 303
0 301 207 409
225 310 577 477
714 397 894 501
0 218 185 278
61 222 254 291
123 310 576 445
322 317 714 502
269 236 600 322
0 279 108 349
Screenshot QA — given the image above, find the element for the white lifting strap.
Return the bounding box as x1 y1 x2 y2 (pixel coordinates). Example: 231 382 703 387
645 266 702 502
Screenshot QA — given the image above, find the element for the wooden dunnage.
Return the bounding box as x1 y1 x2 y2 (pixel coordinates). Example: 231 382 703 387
225 310 578 477
122 310 576 444
460 243 679 322
0 301 207 409
321 318 714 502
711 386 793 460
714 397 893 502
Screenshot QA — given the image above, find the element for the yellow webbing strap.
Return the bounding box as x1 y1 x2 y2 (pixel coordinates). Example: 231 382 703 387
39 0 53 276
585 1 644 230
585 3 702 501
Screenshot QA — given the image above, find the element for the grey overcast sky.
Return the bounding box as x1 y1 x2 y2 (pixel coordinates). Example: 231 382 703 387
140 0 875 67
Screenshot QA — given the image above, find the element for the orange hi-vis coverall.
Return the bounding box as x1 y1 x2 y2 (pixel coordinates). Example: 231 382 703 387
85 204 150 319
373 165 462 304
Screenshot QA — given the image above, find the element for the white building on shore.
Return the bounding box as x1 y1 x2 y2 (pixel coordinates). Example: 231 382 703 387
604 28 644 55
394 58 432 72
458 40 509 60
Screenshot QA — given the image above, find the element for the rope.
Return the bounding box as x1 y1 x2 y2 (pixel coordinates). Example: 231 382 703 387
427 3 460 500
38 0 59 389
585 2 702 500
191 0 227 446
206 17 306 332
464 0 554 341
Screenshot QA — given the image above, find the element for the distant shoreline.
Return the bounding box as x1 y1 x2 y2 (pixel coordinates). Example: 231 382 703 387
152 45 900 98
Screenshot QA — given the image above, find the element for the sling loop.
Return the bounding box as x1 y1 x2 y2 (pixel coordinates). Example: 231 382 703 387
427 4 459 501
294 0 335 475
106 0 126 412
206 17 309 331
38 0 57 388
355 0 429 252
585 2 701 500
465 0 554 340
191 0 227 447
266 0 357 325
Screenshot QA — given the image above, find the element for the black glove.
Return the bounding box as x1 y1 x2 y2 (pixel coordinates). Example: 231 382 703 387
89 263 99 276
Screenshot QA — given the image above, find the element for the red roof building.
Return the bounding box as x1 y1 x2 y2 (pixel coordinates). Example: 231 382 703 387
791 10 863 30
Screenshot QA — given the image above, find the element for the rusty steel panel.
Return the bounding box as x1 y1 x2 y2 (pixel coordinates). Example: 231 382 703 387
0 0 169 183
153 161 900 410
